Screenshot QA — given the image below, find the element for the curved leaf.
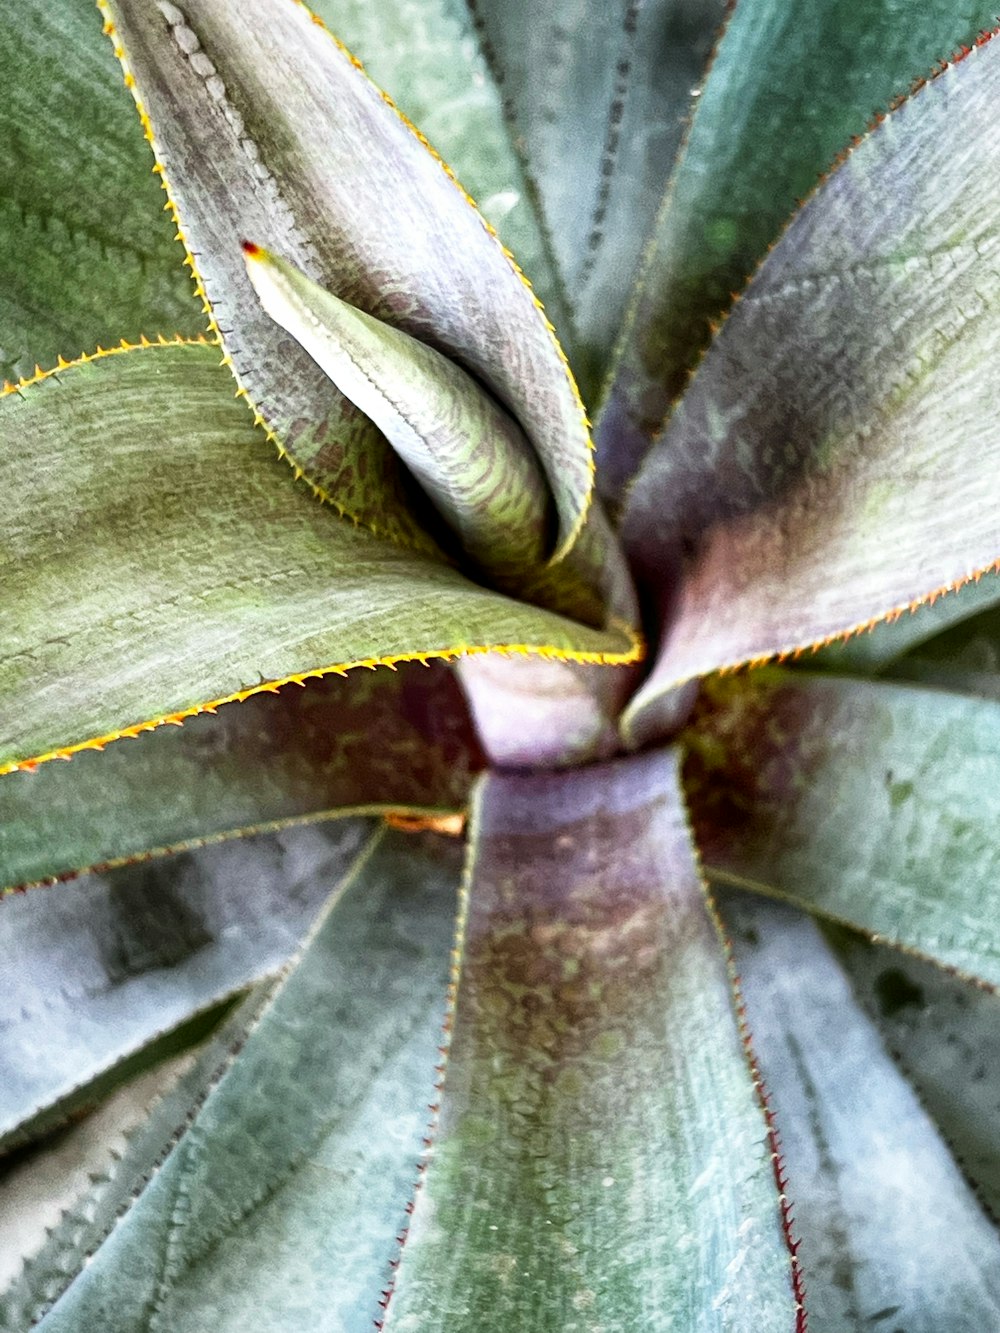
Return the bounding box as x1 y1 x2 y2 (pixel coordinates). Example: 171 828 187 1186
0 820 371 1153
101 0 593 557
722 890 1000 1332
623 36 1000 725
0 0 203 383
0 343 637 774
1 664 479 895
468 0 727 391
686 669 1000 987
36 829 461 1333
385 751 800 1331
599 0 1000 497
242 243 553 582
306 0 567 336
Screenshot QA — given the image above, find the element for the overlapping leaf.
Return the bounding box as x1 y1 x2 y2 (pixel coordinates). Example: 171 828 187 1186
0 343 635 774
306 0 567 332
0 820 370 1153
386 751 799 1331
623 36 1000 729
102 0 594 556
35 829 461 1333
2 664 478 894
686 670 1000 987
723 891 1000 1332
600 0 1000 496
468 0 727 391
0 0 202 384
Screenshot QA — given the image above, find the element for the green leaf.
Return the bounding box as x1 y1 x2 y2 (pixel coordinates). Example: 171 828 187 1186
1 664 478 894
0 0 204 383
0 987 275 1329
242 243 552 582
829 928 1000 1224
306 0 568 339
467 0 727 392
808 570 1000 674
600 0 1000 497
880 596 1000 699
0 820 371 1153
687 669 1000 987
35 828 461 1333
721 890 1000 1332
0 343 636 773
622 36 1000 728
385 751 799 1332
101 0 594 558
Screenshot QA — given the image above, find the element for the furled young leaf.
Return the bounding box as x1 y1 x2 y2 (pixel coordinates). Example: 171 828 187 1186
385 750 799 1331
686 670 1000 987
467 0 727 391
101 0 594 557
306 0 567 334
722 890 1000 1332
622 36 1000 726
1 664 478 895
0 986 275 1329
35 828 461 1333
830 928 1000 1223
599 0 1000 496
242 243 553 583
0 0 202 383
0 820 370 1153
0 343 636 774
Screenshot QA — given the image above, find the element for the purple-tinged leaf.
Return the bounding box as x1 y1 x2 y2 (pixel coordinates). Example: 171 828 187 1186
306 0 569 336
599 0 1000 499
385 751 800 1331
623 36 1000 731
722 890 1000 1332
101 0 594 557
686 669 1000 987
1 664 480 896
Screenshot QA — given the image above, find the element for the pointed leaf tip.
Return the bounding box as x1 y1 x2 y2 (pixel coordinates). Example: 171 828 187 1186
242 244 555 586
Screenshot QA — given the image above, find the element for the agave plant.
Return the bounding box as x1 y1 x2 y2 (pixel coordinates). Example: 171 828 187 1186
5 0 1000 1327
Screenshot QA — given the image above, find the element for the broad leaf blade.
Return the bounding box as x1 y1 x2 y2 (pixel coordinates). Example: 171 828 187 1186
35 829 461 1333
468 0 727 391
102 0 594 557
722 890 1000 1332
0 820 371 1152
2 664 479 894
0 344 636 773
0 0 203 382
687 670 1000 987
600 0 1000 497
385 751 799 1331
623 36 1000 720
